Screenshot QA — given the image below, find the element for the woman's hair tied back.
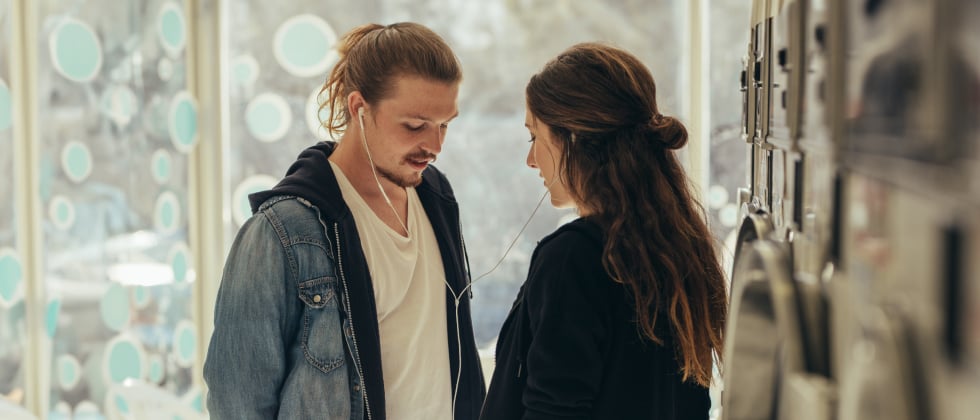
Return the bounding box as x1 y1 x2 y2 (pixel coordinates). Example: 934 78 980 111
646 113 687 150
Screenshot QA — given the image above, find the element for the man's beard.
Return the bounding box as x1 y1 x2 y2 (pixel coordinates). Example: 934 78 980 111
376 150 435 188
377 165 423 188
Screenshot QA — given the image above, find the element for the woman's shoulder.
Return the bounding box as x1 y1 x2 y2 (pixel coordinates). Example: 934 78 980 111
530 218 607 283
526 217 621 306
537 217 604 250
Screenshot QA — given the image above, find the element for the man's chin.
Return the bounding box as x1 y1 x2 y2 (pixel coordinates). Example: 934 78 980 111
379 168 423 188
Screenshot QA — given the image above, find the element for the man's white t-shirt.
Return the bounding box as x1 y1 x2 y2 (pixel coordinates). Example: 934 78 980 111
331 161 453 419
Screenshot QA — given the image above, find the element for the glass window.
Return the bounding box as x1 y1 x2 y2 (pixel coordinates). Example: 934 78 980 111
221 0 689 353
35 0 200 417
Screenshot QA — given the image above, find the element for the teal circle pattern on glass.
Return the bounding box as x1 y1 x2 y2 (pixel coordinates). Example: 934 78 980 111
61 141 93 183
232 54 259 86
148 354 164 383
100 283 131 331
100 85 139 127
103 335 146 385
168 242 191 284
708 185 729 210
115 395 129 414
48 195 76 230
173 320 196 367
158 2 187 57
151 149 173 185
0 78 12 132
0 248 24 307
48 17 103 83
273 14 338 78
57 354 82 390
168 91 198 153
132 285 151 309
305 88 331 140
232 175 278 226
245 93 292 143
45 299 61 337
184 387 204 413
154 191 181 235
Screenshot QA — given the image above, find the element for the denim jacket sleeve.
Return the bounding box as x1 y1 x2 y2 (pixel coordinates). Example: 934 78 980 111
204 211 298 419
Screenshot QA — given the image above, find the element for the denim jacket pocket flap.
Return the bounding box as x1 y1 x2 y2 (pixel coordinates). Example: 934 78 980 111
297 276 345 375
298 277 339 309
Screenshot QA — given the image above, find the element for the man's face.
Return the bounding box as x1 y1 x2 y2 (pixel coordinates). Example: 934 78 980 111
360 75 459 188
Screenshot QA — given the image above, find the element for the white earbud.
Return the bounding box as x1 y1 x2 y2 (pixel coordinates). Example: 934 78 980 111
357 107 367 133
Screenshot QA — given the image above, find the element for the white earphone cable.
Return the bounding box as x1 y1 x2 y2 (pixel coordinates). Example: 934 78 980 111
359 107 555 417
446 177 555 415
358 108 410 235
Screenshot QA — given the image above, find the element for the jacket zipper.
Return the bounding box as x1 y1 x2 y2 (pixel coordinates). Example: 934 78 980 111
334 222 373 420
458 219 473 299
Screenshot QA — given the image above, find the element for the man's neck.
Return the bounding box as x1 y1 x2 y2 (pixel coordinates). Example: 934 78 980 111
329 134 407 201
330 136 411 236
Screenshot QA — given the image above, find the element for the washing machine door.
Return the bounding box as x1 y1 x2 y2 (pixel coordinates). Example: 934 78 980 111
722 239 807 420
731 211 775 279
836 307 928 420
843 0 967 165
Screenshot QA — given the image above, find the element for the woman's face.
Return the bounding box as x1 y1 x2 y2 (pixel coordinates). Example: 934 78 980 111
525 110 576 209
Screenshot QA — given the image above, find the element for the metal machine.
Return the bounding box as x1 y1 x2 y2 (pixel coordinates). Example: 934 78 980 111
721 0 979 418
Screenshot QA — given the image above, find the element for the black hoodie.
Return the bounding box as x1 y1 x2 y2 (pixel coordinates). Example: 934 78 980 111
249 141 486 420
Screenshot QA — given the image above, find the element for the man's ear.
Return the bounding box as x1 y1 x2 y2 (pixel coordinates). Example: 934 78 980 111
347 91 366 120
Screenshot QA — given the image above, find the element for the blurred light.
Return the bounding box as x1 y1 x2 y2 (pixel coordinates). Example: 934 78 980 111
107 262 173 286
104 230 160 252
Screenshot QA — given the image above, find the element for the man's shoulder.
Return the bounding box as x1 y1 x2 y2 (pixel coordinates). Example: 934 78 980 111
255 195 332 229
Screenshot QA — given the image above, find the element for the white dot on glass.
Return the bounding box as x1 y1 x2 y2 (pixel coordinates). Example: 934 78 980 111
151 149 173 185
272 14 338 78
232 175 278 226
245 93 292 143
48 195 76 230
708 185 730 210
720 203 739 228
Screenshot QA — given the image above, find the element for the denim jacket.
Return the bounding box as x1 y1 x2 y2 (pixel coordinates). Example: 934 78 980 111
204 142 486 420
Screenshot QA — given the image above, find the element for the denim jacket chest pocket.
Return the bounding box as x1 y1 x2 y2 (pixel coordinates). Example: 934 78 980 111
297 277 346 374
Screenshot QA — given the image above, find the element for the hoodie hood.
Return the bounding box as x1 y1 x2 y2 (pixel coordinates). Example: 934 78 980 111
248 141 349 219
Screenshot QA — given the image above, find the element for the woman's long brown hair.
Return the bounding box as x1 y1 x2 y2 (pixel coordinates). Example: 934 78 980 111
526 43 728 387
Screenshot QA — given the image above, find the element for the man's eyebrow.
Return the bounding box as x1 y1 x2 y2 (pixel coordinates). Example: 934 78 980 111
406 111 460 123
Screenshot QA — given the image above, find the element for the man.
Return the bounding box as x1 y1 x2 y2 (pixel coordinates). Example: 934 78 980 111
204 22 485 420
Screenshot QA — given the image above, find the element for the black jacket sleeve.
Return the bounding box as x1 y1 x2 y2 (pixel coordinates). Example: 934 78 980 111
521 230 614 420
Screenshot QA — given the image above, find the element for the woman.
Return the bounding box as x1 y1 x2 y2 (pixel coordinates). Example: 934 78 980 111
480 43 728 420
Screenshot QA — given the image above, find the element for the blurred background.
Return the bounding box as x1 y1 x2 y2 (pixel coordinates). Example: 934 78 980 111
0 0 751 418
